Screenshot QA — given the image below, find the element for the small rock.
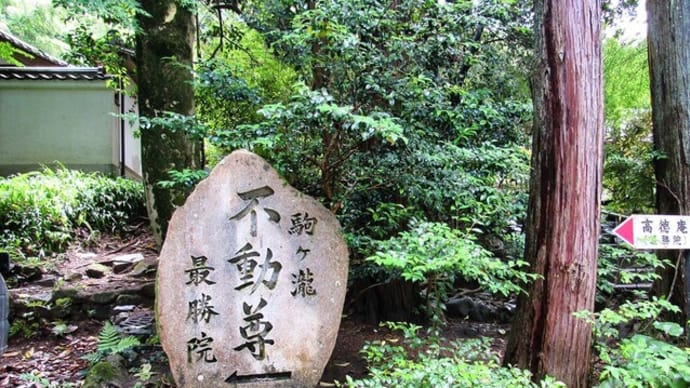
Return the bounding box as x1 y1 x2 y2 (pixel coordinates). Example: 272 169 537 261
112 262 134 274
33 291 53 303
131 257 158 277
112 312 129 325
471 299 492 321
140 282 155 298
87 304 113 319
76 252 98 260
115 294 141 306
89 291 117 304
112 254 144 274
11 264 42 282
446 295 514 323
10 290 53 319
64 271 83 282
85 263 111 279
112 253 144 264
115 309 155 336
113 305 136 313
34 276 57 287
53 287 79 299
446 296 474 319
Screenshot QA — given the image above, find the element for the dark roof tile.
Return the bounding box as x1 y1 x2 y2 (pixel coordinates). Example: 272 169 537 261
0 66 109 81
0 29 69 67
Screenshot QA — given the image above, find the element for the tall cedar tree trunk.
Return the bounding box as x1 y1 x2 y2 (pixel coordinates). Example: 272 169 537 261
648 1 690 325
136 0 202 244
502 1 603 386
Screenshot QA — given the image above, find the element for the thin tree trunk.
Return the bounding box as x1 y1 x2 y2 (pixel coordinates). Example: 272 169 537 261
502 1 603 387
647 1 690 326
136 0 203 244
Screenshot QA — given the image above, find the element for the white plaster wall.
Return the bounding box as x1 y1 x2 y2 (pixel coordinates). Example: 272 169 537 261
0 80 118 174
123 92 142 178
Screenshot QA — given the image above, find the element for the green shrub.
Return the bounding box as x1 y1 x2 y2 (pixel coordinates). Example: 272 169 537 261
577 298 690 387
0 167 145 255
603 113 657 215
367 220 535 331
597 244 668 304
0 171 72 254
72 172 146 233
157 168 209 190
343 322 564 388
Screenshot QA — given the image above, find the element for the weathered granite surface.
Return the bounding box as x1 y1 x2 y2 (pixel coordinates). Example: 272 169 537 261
157 150 349 387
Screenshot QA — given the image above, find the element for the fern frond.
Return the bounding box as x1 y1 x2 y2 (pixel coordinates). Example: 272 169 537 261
96 321 122 353
111 336 140 354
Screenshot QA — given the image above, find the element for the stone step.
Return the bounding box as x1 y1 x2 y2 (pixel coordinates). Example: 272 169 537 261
9 280 154 321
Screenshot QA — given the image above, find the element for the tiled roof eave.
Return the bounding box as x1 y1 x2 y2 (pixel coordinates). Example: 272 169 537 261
0 29 69 66
0 66 110 81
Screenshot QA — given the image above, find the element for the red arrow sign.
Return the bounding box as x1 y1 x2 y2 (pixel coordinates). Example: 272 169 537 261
612 216 634 246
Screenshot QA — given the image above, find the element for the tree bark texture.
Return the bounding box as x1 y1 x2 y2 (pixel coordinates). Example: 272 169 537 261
136 0 203 244
647 1 690 324
502 1 603 387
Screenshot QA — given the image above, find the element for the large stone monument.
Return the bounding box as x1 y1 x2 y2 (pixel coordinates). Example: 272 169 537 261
156 150 349 387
